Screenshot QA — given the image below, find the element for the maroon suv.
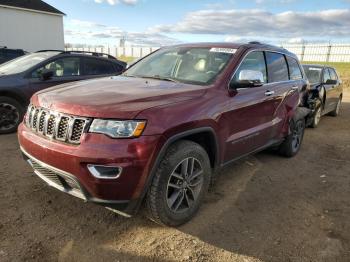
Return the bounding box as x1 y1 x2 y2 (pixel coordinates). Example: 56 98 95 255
18 42 310 226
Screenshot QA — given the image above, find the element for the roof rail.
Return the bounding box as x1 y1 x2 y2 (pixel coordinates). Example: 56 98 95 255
36 50 65 53
35 50 117 60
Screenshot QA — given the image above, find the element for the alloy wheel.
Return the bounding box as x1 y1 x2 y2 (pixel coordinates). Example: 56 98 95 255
314 107 322 126
166 157 204 213
0 103 20 132
335 99 341 115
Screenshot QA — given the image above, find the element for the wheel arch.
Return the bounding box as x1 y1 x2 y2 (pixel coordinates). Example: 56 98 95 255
128 127 220 215
0 90 27 106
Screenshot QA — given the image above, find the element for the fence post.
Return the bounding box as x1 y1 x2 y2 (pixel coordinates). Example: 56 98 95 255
326 44 332 62
301 44 305 62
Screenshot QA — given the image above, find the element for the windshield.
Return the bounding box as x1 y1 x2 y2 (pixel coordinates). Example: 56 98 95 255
0 52 60 75
124 47 235 85
303 65 323 84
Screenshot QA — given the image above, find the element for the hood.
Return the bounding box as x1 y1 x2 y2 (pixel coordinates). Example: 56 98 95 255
33 76 207 119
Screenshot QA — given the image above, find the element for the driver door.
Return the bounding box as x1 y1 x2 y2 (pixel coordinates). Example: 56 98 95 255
27 57 84 95
223 51 275 162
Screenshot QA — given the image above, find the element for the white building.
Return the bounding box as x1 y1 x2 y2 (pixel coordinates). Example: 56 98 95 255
0 0 65 52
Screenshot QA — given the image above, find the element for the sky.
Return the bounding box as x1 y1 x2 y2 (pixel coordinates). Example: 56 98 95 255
45 0 350 47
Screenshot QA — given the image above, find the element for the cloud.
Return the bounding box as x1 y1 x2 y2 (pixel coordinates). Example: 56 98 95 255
150 9 350 41
94 0 138 6
65 19 179 46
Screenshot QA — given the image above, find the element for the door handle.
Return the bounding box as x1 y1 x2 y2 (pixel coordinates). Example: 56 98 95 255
265 90 275 96
291 86 299 90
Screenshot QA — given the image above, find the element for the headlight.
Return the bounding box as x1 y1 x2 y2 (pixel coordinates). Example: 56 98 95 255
89 119 146 138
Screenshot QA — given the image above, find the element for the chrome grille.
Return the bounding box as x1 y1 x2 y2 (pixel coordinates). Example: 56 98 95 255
32 109 39 130
25 105 89 145
56 116 70 141
70 119 86 142
38 111 47 133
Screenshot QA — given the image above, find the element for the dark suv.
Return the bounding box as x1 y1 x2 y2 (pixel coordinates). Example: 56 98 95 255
303 65 343 128
0 47 26 64
0 50 126 133
18 42 310 226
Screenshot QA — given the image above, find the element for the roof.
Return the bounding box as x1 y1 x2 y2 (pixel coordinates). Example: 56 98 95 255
0 0 65 15
303 64 327 69
166 42 297 58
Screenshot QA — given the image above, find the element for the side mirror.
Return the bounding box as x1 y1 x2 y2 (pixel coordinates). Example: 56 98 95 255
325 79 337 85
40 69 54 81
230 70 264 89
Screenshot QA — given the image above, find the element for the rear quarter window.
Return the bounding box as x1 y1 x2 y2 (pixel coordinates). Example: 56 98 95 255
329 68 338 81
286 56 303 80
266 52 289 82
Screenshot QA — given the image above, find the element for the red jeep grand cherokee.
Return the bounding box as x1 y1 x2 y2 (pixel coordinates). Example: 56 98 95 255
18 42 310 226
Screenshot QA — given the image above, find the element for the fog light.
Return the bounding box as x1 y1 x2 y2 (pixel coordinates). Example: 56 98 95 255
87 165 122 179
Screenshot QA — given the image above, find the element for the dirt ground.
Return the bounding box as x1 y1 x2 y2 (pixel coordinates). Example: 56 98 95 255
1 92 350 262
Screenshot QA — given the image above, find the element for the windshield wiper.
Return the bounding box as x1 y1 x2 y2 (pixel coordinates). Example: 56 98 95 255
137 75 179 83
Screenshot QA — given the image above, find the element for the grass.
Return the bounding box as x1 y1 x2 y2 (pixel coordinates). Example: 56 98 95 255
302 61 350 88
117 55 136 63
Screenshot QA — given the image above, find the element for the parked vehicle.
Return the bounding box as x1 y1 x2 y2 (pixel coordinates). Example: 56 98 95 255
303 65 343 127
0 46 26 64
18 42 310 226
0 50 126 133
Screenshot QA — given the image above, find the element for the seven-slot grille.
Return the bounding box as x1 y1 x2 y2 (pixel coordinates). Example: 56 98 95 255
25 105 90 144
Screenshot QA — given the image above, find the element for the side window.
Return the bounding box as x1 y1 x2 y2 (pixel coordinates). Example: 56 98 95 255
265 52 289 82
233 51 267 84
286 56 303 80
83 58 116 75
329 68 338 81
323 68 331 83
32 57 80 78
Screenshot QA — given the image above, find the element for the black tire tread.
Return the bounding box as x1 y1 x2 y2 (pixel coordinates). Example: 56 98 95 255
145 140 210 226
279 118 305 158
0 96 24 134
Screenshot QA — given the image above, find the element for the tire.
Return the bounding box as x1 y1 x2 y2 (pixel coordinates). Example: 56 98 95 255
310 103 322 128
278 118 305 157
0 96 25 134
145 140 211 226
328 96 342 117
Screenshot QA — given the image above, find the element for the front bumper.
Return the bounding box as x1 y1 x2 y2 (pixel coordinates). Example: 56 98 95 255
18 123 162 216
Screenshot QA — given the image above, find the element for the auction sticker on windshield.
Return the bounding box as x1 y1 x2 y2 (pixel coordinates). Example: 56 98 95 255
309 67 322 71
210 48 237 54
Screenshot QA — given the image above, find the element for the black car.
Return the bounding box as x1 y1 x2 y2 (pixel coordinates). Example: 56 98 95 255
0 50 126 133
0 47 26 64
303 64 343 128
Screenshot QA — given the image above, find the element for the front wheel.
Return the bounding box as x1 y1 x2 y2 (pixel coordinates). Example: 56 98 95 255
310 104 322 128
279 118 305 157
0 96 24 134
145 140 211 226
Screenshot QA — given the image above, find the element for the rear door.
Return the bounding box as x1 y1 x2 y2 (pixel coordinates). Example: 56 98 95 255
27 56 84 94
81 57 119 79
322 68 335 111
328 68 342 106
262 52 303 141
